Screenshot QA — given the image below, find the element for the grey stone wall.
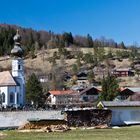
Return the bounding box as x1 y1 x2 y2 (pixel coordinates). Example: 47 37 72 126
0 111 63 128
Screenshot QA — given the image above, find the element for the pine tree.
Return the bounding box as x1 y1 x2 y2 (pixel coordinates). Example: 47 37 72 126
99 73 119 101
72 64 78 75
119 41 126 49
87 70 95 84
87 34 93 47
62 32 73 46
83 52 94 66
26 73 44 107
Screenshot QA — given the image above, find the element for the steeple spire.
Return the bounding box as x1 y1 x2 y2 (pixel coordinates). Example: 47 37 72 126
11 29 23 58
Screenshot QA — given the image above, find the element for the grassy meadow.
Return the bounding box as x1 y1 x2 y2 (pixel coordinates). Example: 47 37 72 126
1 126 140 140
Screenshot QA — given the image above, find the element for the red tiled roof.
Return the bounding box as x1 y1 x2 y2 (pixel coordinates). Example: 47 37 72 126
49 90 74 95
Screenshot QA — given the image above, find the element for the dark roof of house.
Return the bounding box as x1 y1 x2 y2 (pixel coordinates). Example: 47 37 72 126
79 86 100 95
77 72 87 77
119 88 134 96
99 101 140 107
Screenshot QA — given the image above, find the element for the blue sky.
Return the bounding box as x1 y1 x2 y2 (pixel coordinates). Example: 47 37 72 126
1 0 140 45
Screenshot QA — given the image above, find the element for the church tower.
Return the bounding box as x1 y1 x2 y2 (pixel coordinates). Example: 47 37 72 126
11 30 25 105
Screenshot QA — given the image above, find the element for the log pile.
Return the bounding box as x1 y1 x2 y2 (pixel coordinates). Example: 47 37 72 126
42 125 70 132
18 119 70 132
65 109 112 127
19 124 70 132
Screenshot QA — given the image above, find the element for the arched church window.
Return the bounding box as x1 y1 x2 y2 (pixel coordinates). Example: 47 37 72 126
2 92 5 103
17 93 19 104
10 93 14 103
18 65 21 70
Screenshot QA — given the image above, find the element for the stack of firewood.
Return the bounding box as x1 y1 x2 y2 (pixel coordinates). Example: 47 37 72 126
66 109 112 127
18 123 70 132
42 125 70 132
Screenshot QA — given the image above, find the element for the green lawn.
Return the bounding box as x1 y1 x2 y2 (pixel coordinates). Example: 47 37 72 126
1 126 140 140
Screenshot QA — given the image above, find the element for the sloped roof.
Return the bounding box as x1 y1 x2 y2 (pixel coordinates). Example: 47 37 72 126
0 71 17 86
119 88 134 96
127 87 140 92
49 90 74 95
79 86 100 95
98 101 140 108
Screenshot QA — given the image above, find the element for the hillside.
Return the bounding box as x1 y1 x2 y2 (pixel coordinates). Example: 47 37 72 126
0 47 128 72
0 47 140 87
0 24 140 88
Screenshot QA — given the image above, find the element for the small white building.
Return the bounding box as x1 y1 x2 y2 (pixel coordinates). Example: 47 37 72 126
97 101 140 126
0 30 25 107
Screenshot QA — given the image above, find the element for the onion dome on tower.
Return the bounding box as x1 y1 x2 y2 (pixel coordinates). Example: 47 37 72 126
11 30 23 57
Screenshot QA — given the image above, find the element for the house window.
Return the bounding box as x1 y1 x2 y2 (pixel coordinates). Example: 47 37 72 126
2 93 5 103
10 93 14 103
83 96 88 102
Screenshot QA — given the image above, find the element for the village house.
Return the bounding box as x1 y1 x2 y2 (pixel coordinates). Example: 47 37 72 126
97 101 140 126
76 72 89 87
78 86 99 103
125 87 140 101
115 87 140 101
46 90 75 108
39 75 48 83
46 87 100 108
71 85 84 92
112 68 134 77
115 88 135 101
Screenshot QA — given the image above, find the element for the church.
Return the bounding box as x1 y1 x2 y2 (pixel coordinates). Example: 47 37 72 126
0 30 25 107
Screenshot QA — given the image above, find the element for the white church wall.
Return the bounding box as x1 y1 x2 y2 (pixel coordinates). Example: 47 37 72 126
0 85 22 107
